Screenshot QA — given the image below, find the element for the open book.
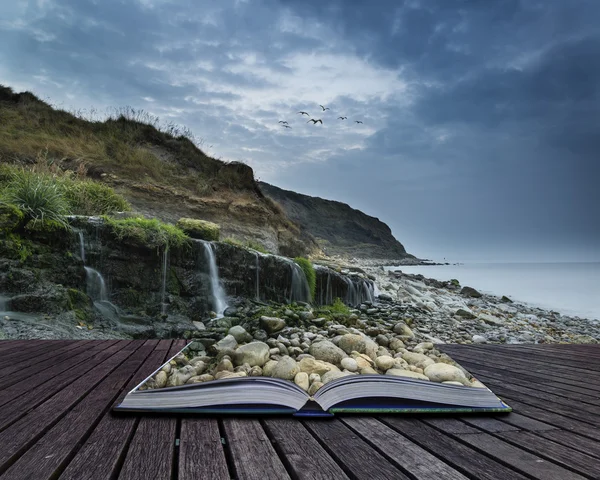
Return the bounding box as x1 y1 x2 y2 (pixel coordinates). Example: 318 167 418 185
115 342 511 416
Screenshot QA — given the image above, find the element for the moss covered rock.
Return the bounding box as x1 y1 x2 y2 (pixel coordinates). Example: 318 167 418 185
0 203 25 234
176 218 220 241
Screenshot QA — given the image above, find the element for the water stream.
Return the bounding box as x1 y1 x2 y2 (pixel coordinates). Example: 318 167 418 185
288 260 311 303
255 252 260 301
202 241 228 318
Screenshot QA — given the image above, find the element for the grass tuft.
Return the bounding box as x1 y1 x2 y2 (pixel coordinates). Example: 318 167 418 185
104 216 189 249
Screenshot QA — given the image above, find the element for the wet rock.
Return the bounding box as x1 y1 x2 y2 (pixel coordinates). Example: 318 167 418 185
228 325 253 343
259 316 286 334
460 286 482 298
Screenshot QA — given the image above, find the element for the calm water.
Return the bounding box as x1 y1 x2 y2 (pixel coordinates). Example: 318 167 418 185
386 263 600 321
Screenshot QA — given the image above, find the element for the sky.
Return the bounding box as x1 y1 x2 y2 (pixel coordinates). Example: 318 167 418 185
1 0 599 262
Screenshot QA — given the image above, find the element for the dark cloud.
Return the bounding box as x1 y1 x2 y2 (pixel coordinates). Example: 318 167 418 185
0 0 598 261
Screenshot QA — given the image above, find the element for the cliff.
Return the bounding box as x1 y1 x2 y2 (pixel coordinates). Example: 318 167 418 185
259 182 411 260
0 85 317 257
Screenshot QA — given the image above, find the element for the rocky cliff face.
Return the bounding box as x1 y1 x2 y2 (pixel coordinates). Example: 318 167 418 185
0 217 375 339
259 182 411 260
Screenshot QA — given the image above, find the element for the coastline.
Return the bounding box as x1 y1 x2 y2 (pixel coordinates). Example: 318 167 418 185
359 261 599 345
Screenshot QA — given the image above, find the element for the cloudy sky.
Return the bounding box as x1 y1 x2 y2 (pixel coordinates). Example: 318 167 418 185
1 0 598 262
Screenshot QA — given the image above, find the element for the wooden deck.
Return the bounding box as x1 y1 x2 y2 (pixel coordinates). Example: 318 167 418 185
0 341 598 479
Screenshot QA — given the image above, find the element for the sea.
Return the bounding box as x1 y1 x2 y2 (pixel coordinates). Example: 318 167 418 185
386 262 600 321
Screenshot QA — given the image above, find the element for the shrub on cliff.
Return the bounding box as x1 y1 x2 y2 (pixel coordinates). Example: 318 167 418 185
62 178 131 215
0 168 70 231
176 218 220 241
294 257 316 301
105 216 188 249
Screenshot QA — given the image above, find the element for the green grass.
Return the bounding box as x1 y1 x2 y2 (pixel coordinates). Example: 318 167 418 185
0 167 70 231
176 217 220 241
330 297 351 315
104 216 189 249
61 177 130 215
294 257 316 301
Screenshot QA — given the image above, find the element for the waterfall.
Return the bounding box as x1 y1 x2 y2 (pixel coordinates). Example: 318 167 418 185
160 248 169 315
78 231 86 263
254 252 260 301
325 271 332 305
85 266 108 301
288 260 310 304
344 277 357 306
0 294 9 312
202 241 228 318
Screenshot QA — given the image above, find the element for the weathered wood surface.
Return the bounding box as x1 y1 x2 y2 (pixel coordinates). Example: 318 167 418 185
0 341 598 479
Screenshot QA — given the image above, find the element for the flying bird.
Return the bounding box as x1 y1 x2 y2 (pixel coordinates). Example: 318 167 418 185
278 121 289 125
297 111 310 116
282 124 292 129
338 116 347 120
319 105 330 111
307 119 323 124
355 120 363 124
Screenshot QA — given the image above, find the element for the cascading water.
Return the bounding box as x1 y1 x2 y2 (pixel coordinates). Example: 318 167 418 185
0 294 9 312
160 248 169 315
202 241 228 318
78 231 86 263
254 252 260 301
77 230 121 323
288 260 311 303
84 267 108 301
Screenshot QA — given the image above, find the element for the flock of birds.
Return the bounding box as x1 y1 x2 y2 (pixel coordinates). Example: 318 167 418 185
277 104 363 130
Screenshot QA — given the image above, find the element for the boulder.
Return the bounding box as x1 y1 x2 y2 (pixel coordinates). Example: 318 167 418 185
233 342 270 367
272 356 300 380
338 334 378 360
228 325 253 343
298 357 340 376
259 316 286 334
308 340 347 365
460 286 482 298
424 363 468 385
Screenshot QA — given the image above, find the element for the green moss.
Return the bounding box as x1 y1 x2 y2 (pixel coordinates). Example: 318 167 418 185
67 288 90 310
294 257 316 301
176 217 220 241
73 308 91 322
222 237 243 248
245 241 268 254
330 297 351 315
0 233 33 263
104 215 189 249
0 203 24 234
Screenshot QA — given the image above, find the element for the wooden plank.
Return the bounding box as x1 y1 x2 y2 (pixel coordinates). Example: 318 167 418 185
497 431 600 478
0 340 96 387
381 417 529 480
456 416 521 433
222 418 291 480
303 419 410 480
117 416 177 480
0 340 119 432
0 340 157 480
342 416 468 480
474 345 600 363
0 340 44 354
446 351 600 395
497 413 558 432
59 340 174 480
445 350 600 392
262 418 350 480
455 430 588 479
0 340 117 408
538 430 600 460
0 340 135 474
0 340 71 368
117 340 186 480
449 360 600 404
499 399 600 442
178 419 230 480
